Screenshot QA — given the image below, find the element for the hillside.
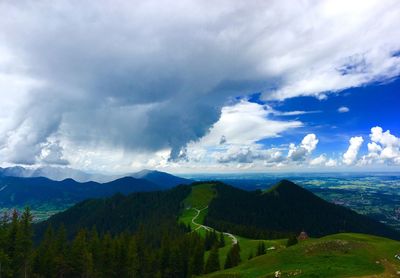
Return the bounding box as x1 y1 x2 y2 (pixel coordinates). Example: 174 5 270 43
204 180 400 240
34 185 191 239
205 233 400 278
0 176 161 208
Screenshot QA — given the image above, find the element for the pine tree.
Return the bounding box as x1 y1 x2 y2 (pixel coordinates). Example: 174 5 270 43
224 243 241 269
69 229 93 278
32 224 56 277
204 245 220 274
7 209 20 276
88 226 101 276
286 235 298 247
219 232 225 248
256 241 266 256
19 207 33 278
189 240 204 276
127 237 140 277
99 232 116 277
169 246 184 278
54 224 69 277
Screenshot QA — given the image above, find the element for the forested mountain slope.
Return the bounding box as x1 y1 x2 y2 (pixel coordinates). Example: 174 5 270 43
35 185 191 239
205 180 400 240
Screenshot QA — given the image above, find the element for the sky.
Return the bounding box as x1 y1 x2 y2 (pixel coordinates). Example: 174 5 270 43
0 0 399 174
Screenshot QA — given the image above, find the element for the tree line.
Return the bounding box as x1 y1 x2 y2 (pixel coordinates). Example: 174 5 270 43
0 208 243 278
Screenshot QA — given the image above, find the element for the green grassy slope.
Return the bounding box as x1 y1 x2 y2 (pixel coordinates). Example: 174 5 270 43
179 183 288 268
204 233 400 278
179 183 217 231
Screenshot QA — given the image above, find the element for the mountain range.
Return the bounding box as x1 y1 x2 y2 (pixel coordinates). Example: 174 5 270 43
0 165 192 184
0 168 191 209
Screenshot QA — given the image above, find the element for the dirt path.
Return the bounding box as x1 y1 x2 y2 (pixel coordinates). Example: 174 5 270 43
190 206 238 245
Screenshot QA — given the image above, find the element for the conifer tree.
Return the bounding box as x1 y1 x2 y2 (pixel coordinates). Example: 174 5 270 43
127 238 140 277
189 240 204 276
224 243 241 269
19 207 33 278
256 241 266 256
219 232 225 247
286 235 298 247
32 224 56 277
69 229 93 278
204 245 220 274
54 224 69 277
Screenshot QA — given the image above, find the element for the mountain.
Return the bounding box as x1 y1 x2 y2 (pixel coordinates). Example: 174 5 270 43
34 185 191 239
0 176 161 208
205 180 400 240
0 166 115 183
131 169 192 188
0 166 191 186
35 180 400 241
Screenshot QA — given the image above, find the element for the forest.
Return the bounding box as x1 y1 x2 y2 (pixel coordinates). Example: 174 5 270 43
0 207 252 277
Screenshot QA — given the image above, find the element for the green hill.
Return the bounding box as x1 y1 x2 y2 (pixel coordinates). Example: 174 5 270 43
205 180 400 240
205 233 400 278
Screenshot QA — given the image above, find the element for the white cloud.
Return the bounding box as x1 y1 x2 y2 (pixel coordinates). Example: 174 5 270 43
195 101 302 147
310 154 327 166
0 1 399 171
338 106 350 113
288 134 319 161
343 136 364 165
325 158 338 167
360 126 400 165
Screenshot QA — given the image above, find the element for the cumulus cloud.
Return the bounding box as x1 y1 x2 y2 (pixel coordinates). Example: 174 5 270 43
338 106 350 113
0 0 399 170
325 158 338 167
343 136 364 165
288 134 319 161
195 101 302 147
310 154 327 166
360 126 400 165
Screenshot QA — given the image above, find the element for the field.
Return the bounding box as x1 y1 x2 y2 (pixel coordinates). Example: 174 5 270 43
204 233 400 278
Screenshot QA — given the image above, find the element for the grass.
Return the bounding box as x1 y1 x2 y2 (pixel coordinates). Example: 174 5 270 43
206 236 287 270
180 183 289 269
203 233 400 278
183 183 217 209
179 183 217 232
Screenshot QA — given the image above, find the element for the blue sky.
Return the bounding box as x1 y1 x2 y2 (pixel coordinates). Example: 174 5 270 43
260 78 400 159
0 0 399 173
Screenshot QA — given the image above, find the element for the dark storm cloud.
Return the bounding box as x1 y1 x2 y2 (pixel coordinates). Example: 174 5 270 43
0 1 267 162
0 0 399 166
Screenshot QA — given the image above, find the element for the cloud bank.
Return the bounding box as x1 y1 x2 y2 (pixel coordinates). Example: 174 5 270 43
0 0 399 171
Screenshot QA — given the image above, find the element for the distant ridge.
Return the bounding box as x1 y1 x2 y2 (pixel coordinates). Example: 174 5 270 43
0 166 114 183
131 169 192 188
0 166 192 186
0 175 161 208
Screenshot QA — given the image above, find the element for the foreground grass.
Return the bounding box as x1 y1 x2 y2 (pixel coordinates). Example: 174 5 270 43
204 233 400 278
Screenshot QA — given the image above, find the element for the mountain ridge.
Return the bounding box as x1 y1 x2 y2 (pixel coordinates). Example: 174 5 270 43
204 180 400 240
